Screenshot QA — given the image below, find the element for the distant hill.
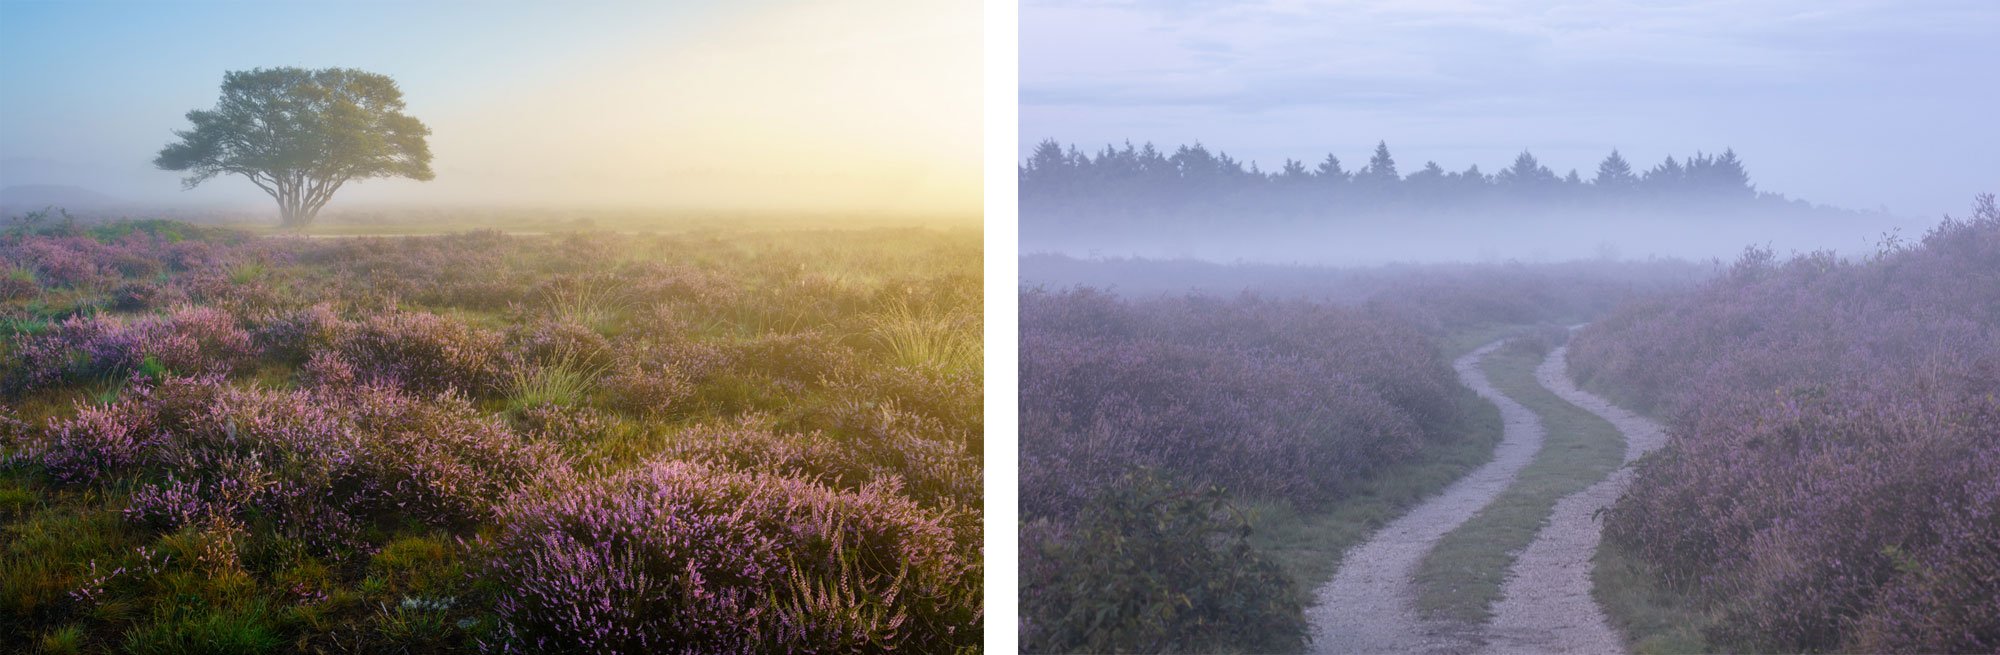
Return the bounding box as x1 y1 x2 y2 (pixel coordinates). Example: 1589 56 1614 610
0 184 124 210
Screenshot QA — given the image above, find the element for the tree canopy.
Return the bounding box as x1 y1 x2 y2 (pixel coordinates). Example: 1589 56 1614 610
155 67 433 227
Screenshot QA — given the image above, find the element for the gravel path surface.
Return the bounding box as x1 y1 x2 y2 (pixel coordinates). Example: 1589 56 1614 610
1306 341 1547 655
1477 345 1669 655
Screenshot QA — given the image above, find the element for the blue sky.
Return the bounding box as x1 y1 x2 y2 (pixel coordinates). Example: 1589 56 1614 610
0 0 981 215
1021 0 2000 219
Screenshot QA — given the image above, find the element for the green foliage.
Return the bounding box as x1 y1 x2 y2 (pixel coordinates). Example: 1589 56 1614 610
38 625 85 654
867 297 981 375
154 67 435 227
0 502 140 622
504 351 605 413
0 478 36 515
223 261 266 285
1023 469 1309 654
1 265 38 301
121 604 283 655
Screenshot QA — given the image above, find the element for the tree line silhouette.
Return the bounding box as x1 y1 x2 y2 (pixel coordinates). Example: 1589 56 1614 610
1020 139 1828 231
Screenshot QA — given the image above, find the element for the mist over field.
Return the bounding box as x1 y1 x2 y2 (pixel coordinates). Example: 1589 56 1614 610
1018 2 2000 653
1020 0 1995 266
0 1 983 652
1 1 979 223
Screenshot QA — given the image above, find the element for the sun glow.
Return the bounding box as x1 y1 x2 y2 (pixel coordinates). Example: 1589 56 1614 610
423 1 981 217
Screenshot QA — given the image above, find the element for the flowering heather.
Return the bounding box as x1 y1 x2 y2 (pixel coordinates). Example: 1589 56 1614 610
335 310 507 395
31 376 567 549
1019 287 1476 653
1571 194 2000 652
249 302 348 363
0 219 981 650
483 458 979 653
1021 288 1462 517
4 305 254 393
672 414 981 513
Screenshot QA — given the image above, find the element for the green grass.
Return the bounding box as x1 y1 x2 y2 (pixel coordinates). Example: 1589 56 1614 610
1577 379 1718 654
1594 535 1715 653
1411 345 1626 625
505 355 606 413
1241 327 1524 602
866 298 981 375
1246 394 1502 594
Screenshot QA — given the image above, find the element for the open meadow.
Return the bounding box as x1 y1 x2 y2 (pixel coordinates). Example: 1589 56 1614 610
0 214 984 653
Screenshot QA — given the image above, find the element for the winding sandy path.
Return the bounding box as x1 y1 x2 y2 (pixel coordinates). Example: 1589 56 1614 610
1477 345 1668 655
1306 341 1547 654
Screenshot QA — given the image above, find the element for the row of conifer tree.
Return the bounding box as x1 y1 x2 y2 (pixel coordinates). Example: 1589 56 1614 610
1021 139 1766 211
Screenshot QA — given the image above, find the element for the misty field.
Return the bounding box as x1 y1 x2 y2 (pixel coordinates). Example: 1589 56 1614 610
1016 263 1699 653
0 216 982 653
1017 196 2000 655
1571 195 2000 653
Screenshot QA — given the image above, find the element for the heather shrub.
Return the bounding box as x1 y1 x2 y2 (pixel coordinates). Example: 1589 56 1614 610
817 364 981 447
1021 290 1451 517
1020 288 1473 652
482 459 978 653
33 377 565 551
732 330 857 387
0 266 37 301
11 237 102 287
3 306 254 393
108 280 186 312
600 361 695 418
249 303 347 363
335 311 505 395
672 414 980 511
1576 195 2000 652
1021 469 1307 654
0 221 983 649
515 402 617 444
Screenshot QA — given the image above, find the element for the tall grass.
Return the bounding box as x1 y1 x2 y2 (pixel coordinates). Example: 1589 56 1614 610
541 282 632 333
868 298 980 375
504 348 608 413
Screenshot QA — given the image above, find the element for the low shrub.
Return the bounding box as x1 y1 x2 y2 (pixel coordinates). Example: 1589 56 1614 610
335 311 505 396
482 459 979 653
1021 469 1307 654
1576 195 2000 652
672 414 980 511
31 377 566 552
3 306 254 394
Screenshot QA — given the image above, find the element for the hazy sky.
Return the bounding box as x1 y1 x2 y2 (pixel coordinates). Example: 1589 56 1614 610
0 0 980 217
1022 0 1999 219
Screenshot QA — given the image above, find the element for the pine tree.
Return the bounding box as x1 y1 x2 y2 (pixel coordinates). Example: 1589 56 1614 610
1279 158 1311 184
1710 148 1753 198
1026 139 1068 175
1594 149 1637 189
1644 155 1685 193
1498 150 1556 189
1315 153 1349 184
1362 140 1399 182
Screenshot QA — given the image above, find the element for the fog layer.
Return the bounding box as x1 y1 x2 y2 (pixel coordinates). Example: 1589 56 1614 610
0 1 979 218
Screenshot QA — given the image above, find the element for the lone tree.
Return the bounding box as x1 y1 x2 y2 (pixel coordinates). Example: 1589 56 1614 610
155 67 432 227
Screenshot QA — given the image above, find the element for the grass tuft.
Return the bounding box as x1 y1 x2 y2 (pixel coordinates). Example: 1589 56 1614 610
867 298 980 375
